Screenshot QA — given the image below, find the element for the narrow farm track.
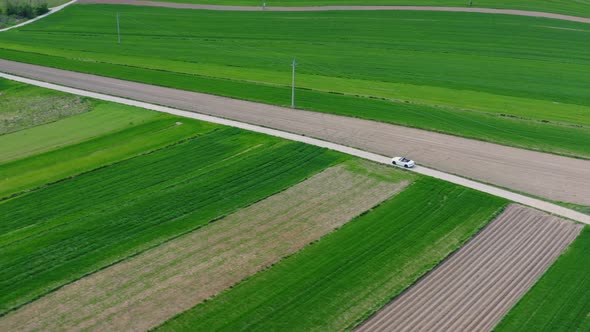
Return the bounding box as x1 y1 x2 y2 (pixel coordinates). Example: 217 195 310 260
357 204 583 332
78 0 590 24
0 164 406 332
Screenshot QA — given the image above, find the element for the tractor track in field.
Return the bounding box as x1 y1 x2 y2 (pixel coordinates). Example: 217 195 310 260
357 204 583 332
78 0 590 24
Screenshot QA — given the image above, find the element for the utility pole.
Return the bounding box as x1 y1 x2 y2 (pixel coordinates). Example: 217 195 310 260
291 57 296 108
117 13 121 44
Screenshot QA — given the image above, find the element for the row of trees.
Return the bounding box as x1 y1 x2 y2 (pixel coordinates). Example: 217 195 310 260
1 1 49 19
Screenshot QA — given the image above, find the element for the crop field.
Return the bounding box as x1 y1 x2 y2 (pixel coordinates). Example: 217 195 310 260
0 80 217 199
0 6 589 157
495 226 590 332
0 114 216 199
157 177 507 331
0 127 342 314
0 102 161 163
0 78 92 135
144 0 590 18
358 204 582 332
0 161 410 331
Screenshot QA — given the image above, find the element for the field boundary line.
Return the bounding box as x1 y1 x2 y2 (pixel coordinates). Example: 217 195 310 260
1 71 588 225
78 0 590 24
0 0 78 33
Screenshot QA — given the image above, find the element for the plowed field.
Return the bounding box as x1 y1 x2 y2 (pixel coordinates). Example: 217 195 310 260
358 204 582 332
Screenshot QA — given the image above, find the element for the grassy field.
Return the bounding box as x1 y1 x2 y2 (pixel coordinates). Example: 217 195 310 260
1 5 588 157
494 227 590 331
0 102 162 163
0 78 91 135
157 177 507 331
0 113 217 199
0 78 223 199
0 127 342 315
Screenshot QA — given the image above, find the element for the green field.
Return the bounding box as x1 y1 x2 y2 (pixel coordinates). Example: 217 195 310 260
0 102 162 163
0 112 217 199
157 177 507 331
0 78 91 135
0 127 342 315
1 5 588 157
149 0 590 18
0 78 223 199
494 227 590 332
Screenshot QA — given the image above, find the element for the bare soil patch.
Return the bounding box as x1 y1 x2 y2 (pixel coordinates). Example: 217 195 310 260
0 161 408 332
357 204 583 332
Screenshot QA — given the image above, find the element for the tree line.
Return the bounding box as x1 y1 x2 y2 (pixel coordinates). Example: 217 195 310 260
1 1 50 19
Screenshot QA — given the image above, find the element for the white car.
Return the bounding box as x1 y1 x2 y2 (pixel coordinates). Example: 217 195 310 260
391 156 415 168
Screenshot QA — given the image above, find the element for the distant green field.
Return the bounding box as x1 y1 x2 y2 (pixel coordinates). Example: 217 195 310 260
1 5 588 157
158 177 507 331
149 0 590 18
0 78 91 135
495 227 590 331
0 127 341 314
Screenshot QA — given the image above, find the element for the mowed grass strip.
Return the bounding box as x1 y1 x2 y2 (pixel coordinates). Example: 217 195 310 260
0 101 161 163
0 161 410 332
0 114 216 199
1 7 590 157
157 177 507 331
0 127 342 315
494 227 590 332
0 78 92 135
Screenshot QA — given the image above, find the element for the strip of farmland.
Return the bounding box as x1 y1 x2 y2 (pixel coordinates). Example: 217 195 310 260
0 161 408 331
0 127 341 315
156 177 506 331
0 113 216 199
357 204 583 332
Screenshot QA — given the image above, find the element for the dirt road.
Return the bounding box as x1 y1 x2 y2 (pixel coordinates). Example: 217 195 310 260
357 204 583 332
1 60 588 206
79 0 590 24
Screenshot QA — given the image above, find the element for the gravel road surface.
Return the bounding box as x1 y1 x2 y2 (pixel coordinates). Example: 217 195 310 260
1 60 588 207
79 0 590 24
357 204 583 332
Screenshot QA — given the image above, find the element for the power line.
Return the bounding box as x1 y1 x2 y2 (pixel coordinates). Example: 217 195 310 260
291 57 296 108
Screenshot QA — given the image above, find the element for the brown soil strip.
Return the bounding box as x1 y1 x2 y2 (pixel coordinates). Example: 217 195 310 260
78 0 590 24
0 162 408 332
356 204 583 332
